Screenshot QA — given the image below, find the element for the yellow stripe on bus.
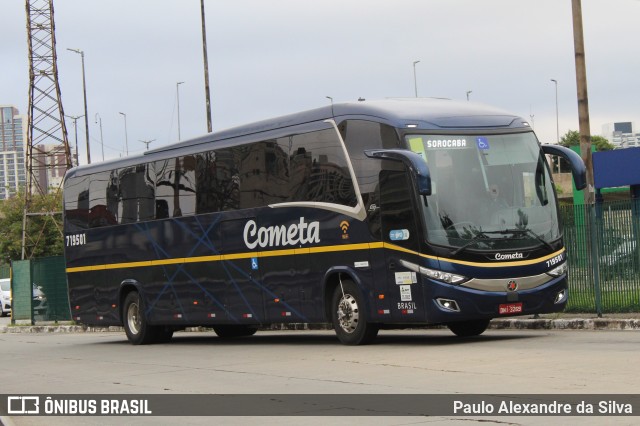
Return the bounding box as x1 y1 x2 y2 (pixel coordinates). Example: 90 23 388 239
66 242 565 273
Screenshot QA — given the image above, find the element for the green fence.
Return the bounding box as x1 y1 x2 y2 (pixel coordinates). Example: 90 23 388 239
561 199 640 313
10 256 71 323
0 264 10 279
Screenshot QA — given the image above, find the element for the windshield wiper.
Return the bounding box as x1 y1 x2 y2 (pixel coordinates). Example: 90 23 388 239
498 228 554 251
451 231 493 256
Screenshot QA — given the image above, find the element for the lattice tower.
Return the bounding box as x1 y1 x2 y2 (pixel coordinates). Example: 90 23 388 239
22 0 73 259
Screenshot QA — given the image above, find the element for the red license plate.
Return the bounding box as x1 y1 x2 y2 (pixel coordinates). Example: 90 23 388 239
499 302 523 315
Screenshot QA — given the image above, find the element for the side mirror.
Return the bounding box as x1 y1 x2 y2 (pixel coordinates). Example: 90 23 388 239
541 144 587 190
364 149 431 196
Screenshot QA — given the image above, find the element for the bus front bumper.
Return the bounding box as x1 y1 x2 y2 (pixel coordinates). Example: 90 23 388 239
425 274 568 324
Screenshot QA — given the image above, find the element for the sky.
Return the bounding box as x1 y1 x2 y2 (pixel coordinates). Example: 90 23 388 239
2 0 640 164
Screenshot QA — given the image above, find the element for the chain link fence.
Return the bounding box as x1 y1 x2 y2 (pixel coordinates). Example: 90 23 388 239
561 199 640 313
9 256 71 323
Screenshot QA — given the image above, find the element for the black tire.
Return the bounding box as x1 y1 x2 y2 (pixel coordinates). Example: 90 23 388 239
122 291 160 345
213 325 259 338
331 279 379 345
447 319 490 337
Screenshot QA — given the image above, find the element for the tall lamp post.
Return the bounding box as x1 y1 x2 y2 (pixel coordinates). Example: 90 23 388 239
118 112 129 156
65 114 84 166
200 0 212 132
466 90 472 101
550 79 559 143
95 113 105 162
139 139 155 151
413 60 420 97
67 48 91 164
176 81 184 141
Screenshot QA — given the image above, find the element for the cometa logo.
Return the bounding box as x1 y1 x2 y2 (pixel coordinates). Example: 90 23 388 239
243 217 320 249
494 252 524 260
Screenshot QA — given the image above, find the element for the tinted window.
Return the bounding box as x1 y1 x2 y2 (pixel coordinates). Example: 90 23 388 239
89 171 117 227
64 175 90 230
155 157 196 218
118 164 155 224
288 128 357 206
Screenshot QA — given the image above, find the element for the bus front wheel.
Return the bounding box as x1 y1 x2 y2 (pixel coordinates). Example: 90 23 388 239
331 279 378 345
447 319 490 337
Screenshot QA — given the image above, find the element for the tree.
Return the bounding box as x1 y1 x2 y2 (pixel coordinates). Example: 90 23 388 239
559 130 615 152
0 190 64 264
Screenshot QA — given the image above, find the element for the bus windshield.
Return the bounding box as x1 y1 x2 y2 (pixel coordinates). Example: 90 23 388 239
407 132 560 252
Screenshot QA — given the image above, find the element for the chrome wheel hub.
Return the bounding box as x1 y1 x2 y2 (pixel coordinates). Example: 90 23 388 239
337 293 359 334
127 301 141 335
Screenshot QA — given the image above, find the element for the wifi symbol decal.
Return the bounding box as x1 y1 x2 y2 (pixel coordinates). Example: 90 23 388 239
340 221 350 240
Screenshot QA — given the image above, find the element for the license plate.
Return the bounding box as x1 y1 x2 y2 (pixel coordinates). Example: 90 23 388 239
499 302 523 315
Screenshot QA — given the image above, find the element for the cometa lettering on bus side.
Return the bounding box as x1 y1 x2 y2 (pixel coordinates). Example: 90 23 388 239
243 217 320 249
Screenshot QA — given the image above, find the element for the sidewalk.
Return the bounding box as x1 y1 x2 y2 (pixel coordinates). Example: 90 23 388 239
1 313 639 334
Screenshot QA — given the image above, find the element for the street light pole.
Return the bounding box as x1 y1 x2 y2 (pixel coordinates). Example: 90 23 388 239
67 48 91 164
139 139 155 151
413 60 420 97
65 114 83 166
550 79 559 143
466 90 472 101
177 81 184 141
118 112 129 156
95 113 105 162
200 0 213 133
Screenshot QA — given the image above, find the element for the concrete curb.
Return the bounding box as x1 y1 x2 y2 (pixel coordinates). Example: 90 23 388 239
1 318 639 334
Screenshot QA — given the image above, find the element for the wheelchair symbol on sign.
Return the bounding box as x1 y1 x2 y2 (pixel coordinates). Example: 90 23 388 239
251 257 259 270
476 137 489 150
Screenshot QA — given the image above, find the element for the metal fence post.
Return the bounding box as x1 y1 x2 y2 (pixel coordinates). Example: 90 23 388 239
588 203 602 316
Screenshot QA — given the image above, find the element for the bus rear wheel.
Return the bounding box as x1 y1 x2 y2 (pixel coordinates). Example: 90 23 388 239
447 319 490 337
331 279 378 345
122 291 172 344
213 325 258 338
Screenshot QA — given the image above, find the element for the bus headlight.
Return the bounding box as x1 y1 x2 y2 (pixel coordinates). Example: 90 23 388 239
419 267 468 284
547 262 568 277
400 260 468 284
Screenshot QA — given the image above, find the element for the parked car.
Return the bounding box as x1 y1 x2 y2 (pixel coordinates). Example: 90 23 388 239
32 283 48 317
0 278 11 317
602 237 638 279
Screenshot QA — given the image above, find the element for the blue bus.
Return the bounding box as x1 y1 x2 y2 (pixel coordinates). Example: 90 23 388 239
63 99 586 345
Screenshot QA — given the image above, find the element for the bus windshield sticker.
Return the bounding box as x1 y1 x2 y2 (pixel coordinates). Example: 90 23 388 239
476 136 489 150
408 137 427 160
400 285 412 301
251 257 259 270
389 229 410 241
395 272 417 285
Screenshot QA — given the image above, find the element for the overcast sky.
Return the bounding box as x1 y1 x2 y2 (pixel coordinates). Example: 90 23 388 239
2 0 640 164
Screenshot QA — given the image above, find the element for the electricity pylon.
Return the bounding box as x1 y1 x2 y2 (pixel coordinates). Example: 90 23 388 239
22 0 73 259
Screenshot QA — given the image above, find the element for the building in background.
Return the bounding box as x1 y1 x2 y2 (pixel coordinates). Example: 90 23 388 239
1 105 76 199
0 105 26 200
602 122 640 149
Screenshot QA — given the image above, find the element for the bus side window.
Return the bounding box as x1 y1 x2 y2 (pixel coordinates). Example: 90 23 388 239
155 157 196 218
289 129 357 207
88 171 117 227
64 175 90 231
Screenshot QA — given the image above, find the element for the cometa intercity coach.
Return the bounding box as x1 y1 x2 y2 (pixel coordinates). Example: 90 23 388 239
62 98 586 345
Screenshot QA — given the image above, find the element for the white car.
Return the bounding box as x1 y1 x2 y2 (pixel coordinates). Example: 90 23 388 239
0 278 11 317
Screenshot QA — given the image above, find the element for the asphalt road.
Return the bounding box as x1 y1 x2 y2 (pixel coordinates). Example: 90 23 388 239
1 328 639 425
